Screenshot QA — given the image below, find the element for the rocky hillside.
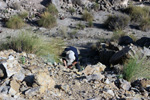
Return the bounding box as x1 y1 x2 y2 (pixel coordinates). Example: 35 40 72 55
0 50 150 100
0 0 150 100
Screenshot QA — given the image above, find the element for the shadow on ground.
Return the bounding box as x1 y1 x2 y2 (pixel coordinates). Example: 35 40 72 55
41 0 51 6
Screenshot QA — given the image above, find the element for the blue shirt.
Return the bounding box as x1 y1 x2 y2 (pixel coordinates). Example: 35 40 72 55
65 46 78 61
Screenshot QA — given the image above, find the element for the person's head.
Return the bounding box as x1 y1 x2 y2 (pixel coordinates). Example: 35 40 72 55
66 50 75 66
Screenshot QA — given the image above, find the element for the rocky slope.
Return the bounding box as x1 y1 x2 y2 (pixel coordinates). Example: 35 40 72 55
0 50 150 100
0 0 150 100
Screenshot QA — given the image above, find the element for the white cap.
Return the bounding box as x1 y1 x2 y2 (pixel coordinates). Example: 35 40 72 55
66 50 75 66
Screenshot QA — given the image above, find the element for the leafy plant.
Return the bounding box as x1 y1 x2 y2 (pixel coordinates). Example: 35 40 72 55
82 10 93 22
6 15 25 29
38 12 57 28
123 55 150 82
104 14 130 30
20 56 26 64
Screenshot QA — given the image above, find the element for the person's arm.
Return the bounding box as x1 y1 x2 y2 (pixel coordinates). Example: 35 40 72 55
67 61 77 68
63 59 67 68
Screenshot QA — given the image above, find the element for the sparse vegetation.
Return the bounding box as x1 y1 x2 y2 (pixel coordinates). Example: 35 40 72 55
46 4 58 16
18 12 28 19
38 12 57 28
76 23 85 30
0 31 65 62
123 55 150 82
104 14 130 30
68 7 76 15
58 26 68 38
93 3 99 11
111 30 126 41
139 17 150 31
87 20 93 27
6 15 25 29
82 10 93 22
123 5 150 23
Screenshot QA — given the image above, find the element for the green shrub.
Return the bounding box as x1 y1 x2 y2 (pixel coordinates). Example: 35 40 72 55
87 20 93 27
123 6 150 23
139 17 150 31
104 14 130 30
93 3 99 11
19 12 28 19
111 30 126 41
68 7 75 15
0 31 65 62
6 15 25 29
46 4 58 16
38 12 57 28
123 55 150 82
76 23 85 30
82 10 93 22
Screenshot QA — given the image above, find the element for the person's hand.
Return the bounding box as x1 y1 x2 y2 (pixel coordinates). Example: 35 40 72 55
68 65 72 69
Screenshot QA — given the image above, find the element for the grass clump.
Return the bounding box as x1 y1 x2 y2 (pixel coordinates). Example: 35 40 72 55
111 30 126 41
76 23 85 30
46 4 58 16
0 31 65 63
18 12 28 19
104 14 130 31
139 17 150 31
82 10 93 22
68 7 75 15
38 12 57 28
6 15 25 29
123 55 150 82
93 3 99 11
87 20 93 27
123 5 150 23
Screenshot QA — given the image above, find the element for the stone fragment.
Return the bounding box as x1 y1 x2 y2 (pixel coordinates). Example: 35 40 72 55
83 62 106 75
120 79 131 91
107 90 114 96
35 71 55 93
9 79 20 95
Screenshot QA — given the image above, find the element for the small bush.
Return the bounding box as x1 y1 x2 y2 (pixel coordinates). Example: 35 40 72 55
93 3 99 11
58 26 68 38
6 15 25 29
68 7 75 15
76 23 85 30
82 10 93 22
139 17 150 31
19 12 28 19
104 14 130 30
111 30 126 41
87 20 93 27
123 6 150 23
123 55 150 82
38 12 57 28
46 4 58 16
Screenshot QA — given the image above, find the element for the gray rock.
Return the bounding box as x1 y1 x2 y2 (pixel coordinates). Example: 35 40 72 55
120 79 131 91
13 71 25 81
86 73 104 81
25 87 39 96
